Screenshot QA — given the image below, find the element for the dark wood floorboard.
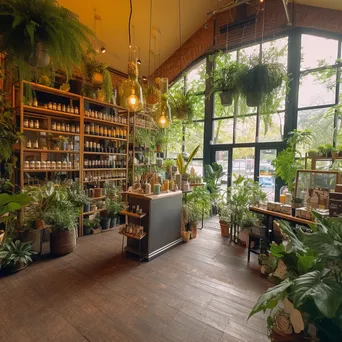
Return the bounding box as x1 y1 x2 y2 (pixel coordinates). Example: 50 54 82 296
1 228 270 342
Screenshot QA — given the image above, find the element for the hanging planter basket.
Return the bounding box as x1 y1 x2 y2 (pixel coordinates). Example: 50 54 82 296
219 91 233 106
92 72 104 85
246 92 262 107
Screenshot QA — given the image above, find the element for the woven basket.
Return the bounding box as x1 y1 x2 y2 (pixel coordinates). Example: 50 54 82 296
50 229 76 256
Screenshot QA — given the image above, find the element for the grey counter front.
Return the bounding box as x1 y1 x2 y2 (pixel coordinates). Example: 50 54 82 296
125 191 182 261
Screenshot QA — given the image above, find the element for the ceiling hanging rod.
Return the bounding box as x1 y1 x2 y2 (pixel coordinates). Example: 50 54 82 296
282 0 292 26
207 0 251 17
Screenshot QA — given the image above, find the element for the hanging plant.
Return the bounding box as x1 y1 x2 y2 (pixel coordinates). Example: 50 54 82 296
169 89 197 123
0 0 94 81
145 83 161 106
209 61 248 106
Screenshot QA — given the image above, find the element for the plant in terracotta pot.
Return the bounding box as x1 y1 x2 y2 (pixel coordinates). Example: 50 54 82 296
249 212 342 342
0 240 34 274
83 215 100 235
0 0 93 81
209 61 248 106
218 206 232 237
181 204 191 242
169 89 197 123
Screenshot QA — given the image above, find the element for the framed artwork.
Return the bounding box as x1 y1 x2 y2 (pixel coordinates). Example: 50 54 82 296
295 170 339 209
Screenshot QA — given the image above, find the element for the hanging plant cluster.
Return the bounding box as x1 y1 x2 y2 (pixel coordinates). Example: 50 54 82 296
0 0 94 82
169 89 197 123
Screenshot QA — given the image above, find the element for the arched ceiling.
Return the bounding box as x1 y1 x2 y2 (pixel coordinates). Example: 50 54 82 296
58 0 342 75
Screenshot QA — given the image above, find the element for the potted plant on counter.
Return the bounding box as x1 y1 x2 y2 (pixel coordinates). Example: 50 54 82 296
0 240 34 274
249 212 342 342
176 145 200 181
209 61 248 106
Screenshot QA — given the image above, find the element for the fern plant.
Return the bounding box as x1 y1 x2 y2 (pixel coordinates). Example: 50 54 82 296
0 0 94 80
170 89 197 123
176 145 200 175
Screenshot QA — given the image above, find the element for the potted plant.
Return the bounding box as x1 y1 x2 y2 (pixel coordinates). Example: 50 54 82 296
176 145 200 181
209 61 248 106
0 0 93 81
164 159 175 173
218 206 232 237
307 149 318 159
181 204 191 242
337 145 342 157
106 198 124 228
249 212 342 342
317 143 335 157
99 211 111 231
169 89 197 122
152 128 168 152
83 215 100 235
0 240 34 274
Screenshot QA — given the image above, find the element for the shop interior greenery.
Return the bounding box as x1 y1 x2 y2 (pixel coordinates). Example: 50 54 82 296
0 0 93 81
176 145 200 178
83 215 100 235
249 212 342 342
169 89 197 123
106 198 124 227
272 129 312 195
209 61 248 106
205 162 226 215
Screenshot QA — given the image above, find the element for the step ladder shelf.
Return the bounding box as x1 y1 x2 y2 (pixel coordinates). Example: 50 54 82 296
120 210 146 219
119 231 147 240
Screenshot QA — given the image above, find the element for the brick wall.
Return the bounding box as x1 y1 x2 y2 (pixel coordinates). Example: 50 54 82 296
154 0 342 83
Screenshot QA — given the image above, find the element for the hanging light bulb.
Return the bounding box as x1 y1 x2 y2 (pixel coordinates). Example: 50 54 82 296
154 77 171 128
119 45 144 112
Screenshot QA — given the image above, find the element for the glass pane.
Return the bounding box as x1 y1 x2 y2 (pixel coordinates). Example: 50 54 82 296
215 51 237 70
297 107 334 149
185 121 204 158
239 44 260 66
235 116 257 143
259 149 276 201
169 77 184 96
166 120 183 158
215 150 229 190
262 37 288 68
258 112 285 142
193 95 205 120
301 34 338 70
214 92 235 118
232 148 255 180
212 118 234 144
187 59 206 93
298 72 336 108
189 159 203 177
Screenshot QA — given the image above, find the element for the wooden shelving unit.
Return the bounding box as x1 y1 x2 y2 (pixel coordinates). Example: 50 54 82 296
15 81 129 237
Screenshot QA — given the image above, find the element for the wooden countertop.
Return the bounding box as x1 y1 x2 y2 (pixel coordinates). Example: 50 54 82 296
123 190 182 201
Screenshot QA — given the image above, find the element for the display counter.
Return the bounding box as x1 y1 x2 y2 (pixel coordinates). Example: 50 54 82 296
123 191 182 261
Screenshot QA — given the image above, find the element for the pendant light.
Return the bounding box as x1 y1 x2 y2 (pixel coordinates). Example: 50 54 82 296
119 0 144 112
154 77 171 128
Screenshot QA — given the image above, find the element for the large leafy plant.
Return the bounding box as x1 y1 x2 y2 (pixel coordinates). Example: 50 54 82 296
176 145 200 176
249 212 342 341
272 129 312 194
0 0 93 80
205 162 226 208
0 240 34 268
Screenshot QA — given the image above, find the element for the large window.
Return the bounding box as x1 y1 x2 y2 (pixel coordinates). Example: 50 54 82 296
168 30 342 194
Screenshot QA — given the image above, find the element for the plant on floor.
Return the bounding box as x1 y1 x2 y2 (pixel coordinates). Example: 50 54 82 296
176 145 200 178
169 89 197 123
0 0 94 81
0 240 34 273
249 212 342 342
83 215 100 235
272 129 313 194
106 198 124 228
218 206 232 237
205 162 226 215
209 61 248 106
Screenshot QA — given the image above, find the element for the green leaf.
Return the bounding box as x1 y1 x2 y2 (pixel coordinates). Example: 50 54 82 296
297 255 316 275
292 270 342 318
270 242 286 257
249 279 292 319
279 221 306 254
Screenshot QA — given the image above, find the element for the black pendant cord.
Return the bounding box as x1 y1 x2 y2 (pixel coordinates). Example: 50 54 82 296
128 0 133 46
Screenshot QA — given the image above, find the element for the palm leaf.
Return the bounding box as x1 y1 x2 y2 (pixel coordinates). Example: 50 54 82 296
184 145 200 174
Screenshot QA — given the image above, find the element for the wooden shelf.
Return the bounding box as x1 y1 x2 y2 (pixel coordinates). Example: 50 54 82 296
84 116 127 127
88 196 107 200
82 208 107 216
23 169 79 172
120 210 146 219
23 105 80 119
84 168 126 171
84 134 126 141
23 81 82 100
23 149 79 153
84 96 127 112
84 178 126 183
23 128 80 136
119 231 147 240
83 152 126 156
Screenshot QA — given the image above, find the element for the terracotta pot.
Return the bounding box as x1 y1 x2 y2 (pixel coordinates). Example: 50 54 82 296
219 221 230 237
92 72 104 85
181 231 191 242
219 91 233 106
17 229 42 255
96 91 105 102
50 229 76 256
35 219 45 230
190 222 198 239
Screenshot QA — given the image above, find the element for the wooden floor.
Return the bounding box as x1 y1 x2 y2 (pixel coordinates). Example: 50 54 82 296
0 228 271 342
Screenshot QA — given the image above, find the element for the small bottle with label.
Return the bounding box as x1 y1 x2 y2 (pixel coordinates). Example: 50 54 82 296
29 120 34 128
66 124 70 132
34 120 39 129
24 118 29 127
85 141 89 151
52 121 57 130
70 106 74 114
56 122 61 131
62 104 66 112
71 125 76 133
76 125 80 134
104 127 108 137
89 141 93 152
95 124 100 136
48 102 53 110
66 105 70 113
34 140 39 149
57 103 61 111
99 126 104 136
33 98 38 107
26 140 32 148
74 106 79 114
53 103 57 111
61 122 66 132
